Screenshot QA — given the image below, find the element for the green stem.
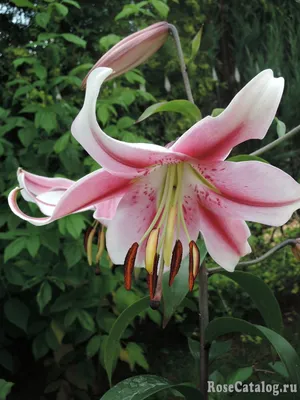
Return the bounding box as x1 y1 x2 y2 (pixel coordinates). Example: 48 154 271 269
208 238 298 275
251 124 300 156
198 262 209 398
168 24 194 104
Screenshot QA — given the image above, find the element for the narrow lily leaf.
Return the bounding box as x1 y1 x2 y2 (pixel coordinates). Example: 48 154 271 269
61 33 86 48
269 361 289 378
163 240 207 327
189 26 203 63
275 117 286 137
0 379 14 400
100 375 202 400
104 296 150 386
227 154 269 163
206 317 300 386
217 271 283 334
211 108 224 117
227 366 253 384
136 100 202 124
188 337 232 362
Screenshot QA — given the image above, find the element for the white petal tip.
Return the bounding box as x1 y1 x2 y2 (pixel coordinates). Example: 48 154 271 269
87 67 113 84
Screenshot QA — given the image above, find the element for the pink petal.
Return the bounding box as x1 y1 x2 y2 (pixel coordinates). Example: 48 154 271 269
106 166 167 265
17 168 74 216
198 206 251 271
9 169 131 226
93 196 123 226
190 160 300 226
171 70 284 161
71 67 187 177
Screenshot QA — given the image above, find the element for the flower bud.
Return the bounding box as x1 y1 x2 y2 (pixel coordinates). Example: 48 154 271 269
82 22 169 86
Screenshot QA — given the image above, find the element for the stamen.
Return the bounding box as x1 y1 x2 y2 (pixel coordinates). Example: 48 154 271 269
86 222 99 266
189 240 200 291
95 226 105 263
124 242 139 290
163 206 177 266
147 253 159 299
169 240 183 286
145 228 159 274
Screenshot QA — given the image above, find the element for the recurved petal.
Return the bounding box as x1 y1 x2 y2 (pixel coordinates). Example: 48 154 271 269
9 169 131 226
198 207 252 271
171 69 284 161
17 168 74 216
93 196 123 226
71 67 187 177
190 160 300 226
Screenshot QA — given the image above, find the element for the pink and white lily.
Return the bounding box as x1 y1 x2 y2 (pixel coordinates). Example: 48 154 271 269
9 67 300 300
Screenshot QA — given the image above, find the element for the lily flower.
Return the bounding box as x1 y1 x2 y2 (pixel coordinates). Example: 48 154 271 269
9 68 300 302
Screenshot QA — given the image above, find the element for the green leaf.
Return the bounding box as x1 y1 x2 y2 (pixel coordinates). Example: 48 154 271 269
4 237 26 262
61 33 86 48
275 117 286 137
218 271 283 334
33 63 47 80
77 310 95 332
100 375 202 400
126 342 149 371
26 235 40 257
0 349 13 372
69 63 93 76
211 108 224 117
62 0 80 8
117 117 135 130
86 334 101 357
104 296 150 385
54 133 70 153
37 281 52 313
206 317 300 386
0 379 14 400
35 12 50 28
269 361 289 378
32 332 49 360
227 154 269 163
163 240 207 327
34 108 57 133
189 26 203 63
63 242 82 267
18 126 37 147
188 338 232 363
151 0 169 17
10 0 33 7
136 100 201 123
4 298 30 331
227 366 253 384
53 3 69 17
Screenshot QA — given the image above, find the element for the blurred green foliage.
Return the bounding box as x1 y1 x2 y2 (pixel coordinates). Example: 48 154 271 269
0 0 300 399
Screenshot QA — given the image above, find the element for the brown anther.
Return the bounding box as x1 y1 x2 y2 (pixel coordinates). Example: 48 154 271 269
188 241 200 291
147 254 159 299
124 243 139 290
169 240 183 286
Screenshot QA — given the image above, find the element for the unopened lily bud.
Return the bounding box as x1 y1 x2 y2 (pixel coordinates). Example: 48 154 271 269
291 239 300 261
82 21 169 86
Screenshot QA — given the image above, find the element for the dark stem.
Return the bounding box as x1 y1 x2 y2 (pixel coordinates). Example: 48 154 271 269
168 24 195 104
198 262 209 398
208 238 298 275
